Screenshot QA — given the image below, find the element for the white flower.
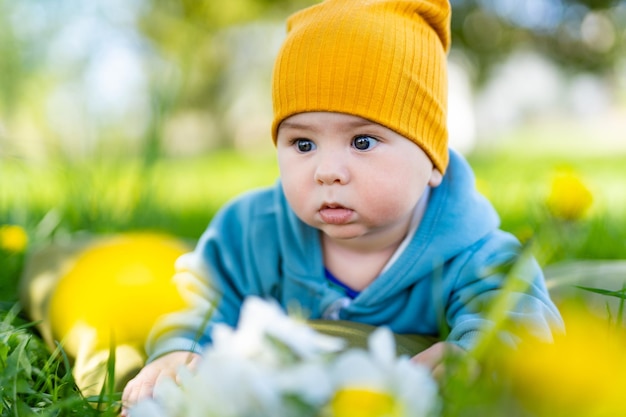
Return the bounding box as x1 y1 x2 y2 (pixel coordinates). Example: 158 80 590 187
130 298 439 417
129 399 168 417
180 356 282 417
329 328 440 417
211 297 345 366
274 361 334 406
151 376 186 416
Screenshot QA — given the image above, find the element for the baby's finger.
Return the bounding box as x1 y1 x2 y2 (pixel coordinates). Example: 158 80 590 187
122 380 157 416
122 368 161 408
411 342 447 370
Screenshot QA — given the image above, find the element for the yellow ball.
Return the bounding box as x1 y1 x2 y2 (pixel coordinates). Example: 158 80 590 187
48 233 189 351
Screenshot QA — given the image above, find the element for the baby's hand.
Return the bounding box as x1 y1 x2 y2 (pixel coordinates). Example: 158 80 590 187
121 351 200 416
410 341 465 380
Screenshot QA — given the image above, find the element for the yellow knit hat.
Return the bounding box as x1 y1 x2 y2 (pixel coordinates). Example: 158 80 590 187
272 0 451 173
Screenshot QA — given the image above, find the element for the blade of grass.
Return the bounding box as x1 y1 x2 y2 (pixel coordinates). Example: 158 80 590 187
575 285 626 299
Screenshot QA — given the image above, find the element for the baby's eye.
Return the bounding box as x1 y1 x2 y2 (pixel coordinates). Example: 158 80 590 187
352 135 379 151
295 139 316 153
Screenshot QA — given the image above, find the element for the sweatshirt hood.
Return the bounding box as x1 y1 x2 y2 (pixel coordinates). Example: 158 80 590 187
361 149 501 301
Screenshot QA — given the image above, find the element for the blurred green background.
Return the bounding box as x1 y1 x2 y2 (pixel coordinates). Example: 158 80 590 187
2 0 626 302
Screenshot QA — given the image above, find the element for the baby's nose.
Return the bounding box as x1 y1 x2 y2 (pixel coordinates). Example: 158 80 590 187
314 154 350 185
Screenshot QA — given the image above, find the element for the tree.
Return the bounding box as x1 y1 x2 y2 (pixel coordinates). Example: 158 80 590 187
1 0 624 158
450 0 626 83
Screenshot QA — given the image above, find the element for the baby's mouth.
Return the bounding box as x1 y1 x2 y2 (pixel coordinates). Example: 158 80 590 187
319 203 353 225
321 203 344 210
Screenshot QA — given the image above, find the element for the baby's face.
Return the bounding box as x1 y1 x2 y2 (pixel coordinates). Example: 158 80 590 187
276 112 441 244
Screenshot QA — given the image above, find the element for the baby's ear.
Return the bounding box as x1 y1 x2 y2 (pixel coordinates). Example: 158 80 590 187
428 168 443 187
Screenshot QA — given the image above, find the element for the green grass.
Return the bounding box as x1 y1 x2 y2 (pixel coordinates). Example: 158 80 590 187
1 151 279 240
0 306 120 416
467 150 626 262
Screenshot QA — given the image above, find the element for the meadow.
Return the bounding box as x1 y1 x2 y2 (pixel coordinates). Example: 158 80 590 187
1 128 626 416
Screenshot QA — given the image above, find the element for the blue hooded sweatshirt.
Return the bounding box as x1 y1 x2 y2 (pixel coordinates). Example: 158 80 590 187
145 150 563 360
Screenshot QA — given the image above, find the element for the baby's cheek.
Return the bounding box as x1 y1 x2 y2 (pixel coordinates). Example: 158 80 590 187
282 181 314 221
363 183 421 219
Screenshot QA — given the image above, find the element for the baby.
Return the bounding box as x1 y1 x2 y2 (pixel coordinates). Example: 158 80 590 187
123 0 563 410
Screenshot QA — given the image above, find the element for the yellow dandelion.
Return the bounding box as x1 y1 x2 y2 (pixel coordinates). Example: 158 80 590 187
546 170 593 221
503 306 626 416
0 224 29 253
48 232 190 350
329 388 400 417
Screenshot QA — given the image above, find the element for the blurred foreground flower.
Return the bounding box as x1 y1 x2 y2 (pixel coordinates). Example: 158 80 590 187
546 170 593 221
328 321 439 417
20 232 190 396
48 233 188 349
503 305 626 416
0 224 28 253
130 297 440 417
